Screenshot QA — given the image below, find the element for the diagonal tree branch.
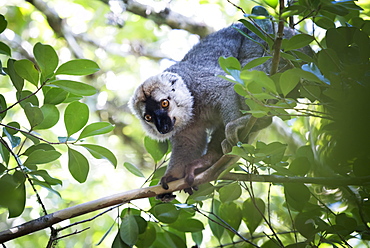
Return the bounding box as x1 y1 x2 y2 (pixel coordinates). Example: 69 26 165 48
1 169 369 243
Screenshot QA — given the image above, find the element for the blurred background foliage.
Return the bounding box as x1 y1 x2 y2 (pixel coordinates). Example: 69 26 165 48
0 0 370 247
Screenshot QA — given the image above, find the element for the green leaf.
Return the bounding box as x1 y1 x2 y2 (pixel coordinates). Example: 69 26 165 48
0 41 11 56
50 80 97 96
4 121 20 135
256 141 287 165
112 233 130 248
219 201 242 238
284 183 311 211
68 147 89 183
154 231 186 248
242 70 276 93
23 143 55 156
151 203 180 223
336 213 357 231
208 200 223 240
263 0 278 9
137 222 156 248
17 90 39 108
123 162 145 178
144 137 168 162
242 198 265 234
78 122 114 140
64 101 89 137
33 42 58 81
289 157 311 176
314 16 335 29
295 213 318 239
169 218 204 232
34 104 60 130
24 149 61 167
14 59 39 86
119 215 139 247
133 215 147 234
243 56 272 70
55 59 100 76
119 215 139 246
0 94 6 121
279 69 301 96
219 56 241 71
283 34 314 52
0 174 26 218
6 59 24 91
322 3 349 16
79 144 117 168
44 88 68 105
219 182 242 203
0 15 7 34
24 103 44 128
0 142 10 165
28 170 62 186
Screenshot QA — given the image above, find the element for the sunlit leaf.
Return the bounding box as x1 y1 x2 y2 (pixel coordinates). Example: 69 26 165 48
34 104 60 130
5 59 24 91
17 90 39 108
242 198 265 234
79 144 117 168
144 137 168 162
279 69 301 96
283 34 314 52
44 88 68 105
24 149 61 167
14 59 39 86
50 80 97 96
219 182 242 203
78 122 114 140
55 59 100 76
23 143 55 156
219 201 242 238
28 170 62 186
33 42 58 81
68 147 89 183
243 56 272 70
64 101 89 137
123 162 145 178
23 102 44 128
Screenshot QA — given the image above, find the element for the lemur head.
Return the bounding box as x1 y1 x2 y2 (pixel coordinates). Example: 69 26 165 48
129 72 194 141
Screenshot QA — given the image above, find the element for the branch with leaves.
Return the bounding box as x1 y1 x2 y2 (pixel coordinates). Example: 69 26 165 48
1 169 370 243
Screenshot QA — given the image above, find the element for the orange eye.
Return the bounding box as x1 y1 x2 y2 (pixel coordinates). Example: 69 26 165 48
144 114 152 122
161 99 169 108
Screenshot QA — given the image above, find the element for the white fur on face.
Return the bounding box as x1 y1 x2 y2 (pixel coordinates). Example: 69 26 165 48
129 72 194 141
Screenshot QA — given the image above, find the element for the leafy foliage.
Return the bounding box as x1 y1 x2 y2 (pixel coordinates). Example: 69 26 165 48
1 0 370 247
0 15 116 218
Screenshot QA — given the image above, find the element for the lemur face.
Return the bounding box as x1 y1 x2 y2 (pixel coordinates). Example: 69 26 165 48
143 97 175 135
129 72 194 141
